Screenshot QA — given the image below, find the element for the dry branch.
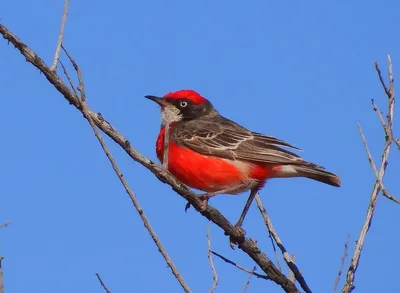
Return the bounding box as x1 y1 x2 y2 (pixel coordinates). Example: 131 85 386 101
51 0 69 71
211 251 270 280
287 254 296 283
0 256 3 293
357 124 400 204
96 273 112 293
394 136 400 149
0 24 300 293
163 124 170 168
341 55 397 293
60 48 191 293
333 235 349 293
0 223 10 293
255 194 311 293
206 226 218 293
242 267 256 293
59 60 78 96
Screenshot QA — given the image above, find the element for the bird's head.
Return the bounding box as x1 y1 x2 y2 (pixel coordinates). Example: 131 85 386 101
145 90 213 125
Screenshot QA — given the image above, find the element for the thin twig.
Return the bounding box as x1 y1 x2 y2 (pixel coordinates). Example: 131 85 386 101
357 124 400 204
206 225 218 293
267 223 282 272
0 24 300 293
0 222 12 229
96 273 112 293
0 256 3 293
82 93 192 293
388 56 397 148
342 56 396 293
372 59 399 151
0 222 9 293
273 244 282 272
333 234 349 293
50 0 69 71
211 251 270 280
255 194 312 293
61 45 84 101
163 124 170 168
261 209 282 272
387 55 399 149
341 143 385 293
59 60 78 96
242 266 256 293
387 55 394 128
371 99 387 130
374 61 390 96
393 136 400 149
63 50 191 293
288 254 296 283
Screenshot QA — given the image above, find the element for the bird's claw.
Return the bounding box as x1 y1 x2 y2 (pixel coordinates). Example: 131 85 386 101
198 194 209 211
184 202 191 213
184 193 210 213
228 224 246 249
234 225 246 238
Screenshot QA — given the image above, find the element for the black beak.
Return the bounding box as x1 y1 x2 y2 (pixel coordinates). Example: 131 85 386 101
144 95 169 107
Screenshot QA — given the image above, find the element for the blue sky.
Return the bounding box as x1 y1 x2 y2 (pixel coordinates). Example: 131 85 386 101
1 1 399 292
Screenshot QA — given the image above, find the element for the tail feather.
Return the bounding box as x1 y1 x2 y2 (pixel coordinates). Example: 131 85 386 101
292 164 341 187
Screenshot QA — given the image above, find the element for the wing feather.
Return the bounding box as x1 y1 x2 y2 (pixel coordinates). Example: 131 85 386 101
173 115 316 166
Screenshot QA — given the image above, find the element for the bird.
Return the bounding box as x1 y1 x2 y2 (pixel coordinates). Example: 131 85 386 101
145 89 341 234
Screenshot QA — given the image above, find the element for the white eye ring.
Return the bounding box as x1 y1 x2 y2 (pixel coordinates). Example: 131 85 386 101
180 101 188 107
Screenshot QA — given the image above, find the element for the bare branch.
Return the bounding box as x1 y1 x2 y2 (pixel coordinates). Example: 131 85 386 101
163 123 170 168
51 0 69 71
341 150 383 293
342 56 397 293
373 57 399 151
0 256 3 293
0 224 9 293
0 24 300 293
333 234 349 293
357 124 400 204
211 251 270 280
242 266 256 293
206 225 218 293
61 45 85 101
59 60 78 96
374 61 390 96
0 222 12 229
394 136 400 149
375 58 395 134
371 99 387 129
62 49 191 293
387 55 394 127
96 273 112 293
268 225 282 272
255 194 312 293
260 207 282 273
287 254 297 283
387 55 398 149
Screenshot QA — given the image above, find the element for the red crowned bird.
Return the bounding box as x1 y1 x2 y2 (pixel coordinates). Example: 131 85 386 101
146 90 340 233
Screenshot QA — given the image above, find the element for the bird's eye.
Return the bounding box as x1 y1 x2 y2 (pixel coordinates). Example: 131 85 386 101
180 101 188 107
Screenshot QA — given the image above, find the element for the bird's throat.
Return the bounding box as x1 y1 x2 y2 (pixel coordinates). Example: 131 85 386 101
161 105 182 125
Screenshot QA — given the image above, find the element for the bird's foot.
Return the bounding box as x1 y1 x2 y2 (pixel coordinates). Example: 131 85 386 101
197 193 211 211
184 193 212 213
184 183 251 213
228 224 246 249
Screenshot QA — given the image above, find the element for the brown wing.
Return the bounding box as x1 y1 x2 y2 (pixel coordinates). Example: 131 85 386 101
173 115 320 167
